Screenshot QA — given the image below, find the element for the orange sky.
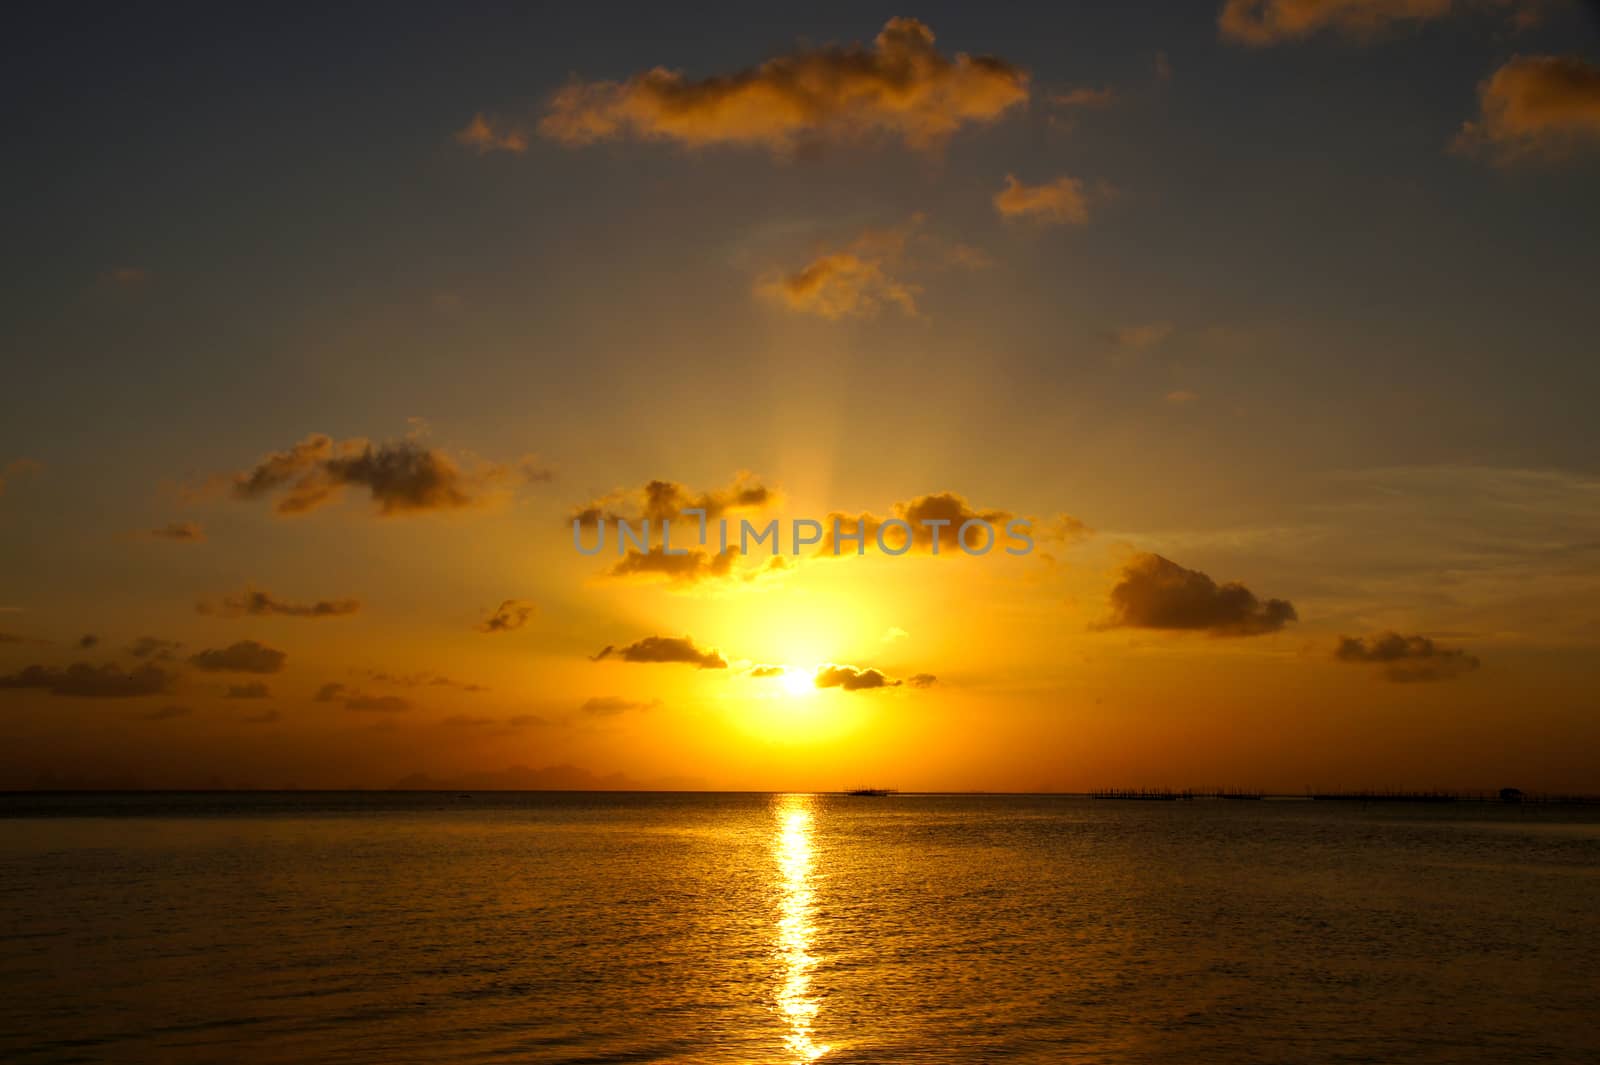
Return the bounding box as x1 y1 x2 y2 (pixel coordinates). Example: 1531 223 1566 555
3 5 1599 791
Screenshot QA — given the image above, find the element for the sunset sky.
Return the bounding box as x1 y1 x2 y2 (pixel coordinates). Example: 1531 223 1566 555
3 2 1599 791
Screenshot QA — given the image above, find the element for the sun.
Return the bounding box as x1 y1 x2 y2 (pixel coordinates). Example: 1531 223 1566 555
780 665 818 697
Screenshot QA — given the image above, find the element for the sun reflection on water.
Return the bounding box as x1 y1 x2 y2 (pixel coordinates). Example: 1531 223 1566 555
774 794 830 1062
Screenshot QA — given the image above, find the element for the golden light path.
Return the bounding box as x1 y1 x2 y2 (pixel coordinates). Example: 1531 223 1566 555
774 794 830 1062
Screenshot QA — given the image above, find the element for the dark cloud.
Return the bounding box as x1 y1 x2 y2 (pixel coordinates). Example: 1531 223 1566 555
579 695 663 716
608 547 737 584
150 521 205 542
1102 553 1297 636
127 637 182 661
225 682 271 699
815 665 900 691
0 662 175 697
365 671 488 692
749 665 786 678
906 673 939 688
77 634 99 649
537 18 1029 154
477 599 534 634
819 492 1071 556
242 708 281 724
572 472 773 530
345 693 411 712
227 433 508 517
1334 632 1482 682
200 588 360 619
1455 54 1600 164
188 640 287 674
315 681 410 712
592 636 728 669
141 705 192 721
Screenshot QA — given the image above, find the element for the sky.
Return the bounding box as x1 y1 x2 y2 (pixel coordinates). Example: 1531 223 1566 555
2 1 1599 791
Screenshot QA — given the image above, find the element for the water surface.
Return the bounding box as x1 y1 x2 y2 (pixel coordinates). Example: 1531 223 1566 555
2 792 1596 1063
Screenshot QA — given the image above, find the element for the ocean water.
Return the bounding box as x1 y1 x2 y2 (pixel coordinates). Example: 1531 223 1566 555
1 792 1597 1064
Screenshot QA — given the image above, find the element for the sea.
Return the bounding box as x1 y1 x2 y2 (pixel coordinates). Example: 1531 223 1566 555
1 791 1597 1063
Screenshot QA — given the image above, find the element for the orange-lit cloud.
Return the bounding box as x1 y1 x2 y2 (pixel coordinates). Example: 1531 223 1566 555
150 521 205 542
538 18 1029 154
200 588 360 619
592 635 728 669
1051 86 1117 108
454 113 529 154
189 640 286 674
1102 553 1297 636
225 682 270 699
1455 55 1600 163
1334 632 1481 681
141 705 191 721
0 662 176 697
477 599 534 634
993 174 1091 225
1218 0 1543 44
226 433 512 517
756 219 924 320
1219 0 1451 44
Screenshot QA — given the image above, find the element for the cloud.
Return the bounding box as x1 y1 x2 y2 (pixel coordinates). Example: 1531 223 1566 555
1218 0 1452 44
815 665 900 691
1165 390 1200 404
749 665 786 678
572 472 774 529
455 113 529 154
994 174 1091 225
1102 553 1297 636
1051 86 1116 108
365 670 489 692
150 521 205 542
756 218 924 320
1454 55 1600 164
127 637 182 660
477 599 534 634
345 693 410 712
315 682 410 712
1113 322 1174 351
1218 0 1542 45
1334 632 1481 682
607 547 737 584
818 491 1079 556
906 673 939 688
243 708 281 724
225 682 271 699
188 640 287 674
141 705 191 721
0 458 41 498
592 635 728 669
0 662 176 697
200 588 360 619
538 18 1029 154
78 634 99 650
579 695 663 716
226 432 506 517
